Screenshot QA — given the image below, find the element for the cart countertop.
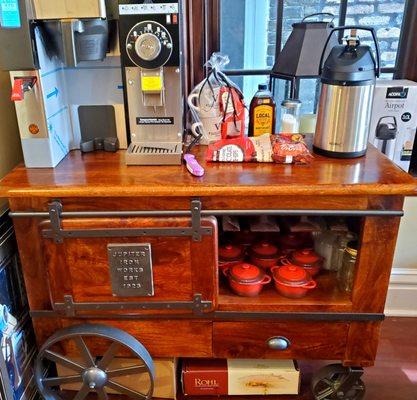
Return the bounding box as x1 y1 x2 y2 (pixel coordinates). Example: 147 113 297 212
0 145 416 198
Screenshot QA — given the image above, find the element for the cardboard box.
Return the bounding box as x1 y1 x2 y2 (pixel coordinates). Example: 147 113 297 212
182 359 300 396
57 357 177 399
369 80 417 172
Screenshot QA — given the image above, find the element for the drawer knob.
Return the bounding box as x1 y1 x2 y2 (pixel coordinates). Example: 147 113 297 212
267 336 291 351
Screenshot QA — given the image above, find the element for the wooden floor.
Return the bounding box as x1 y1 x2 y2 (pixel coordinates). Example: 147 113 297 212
294 317 417 399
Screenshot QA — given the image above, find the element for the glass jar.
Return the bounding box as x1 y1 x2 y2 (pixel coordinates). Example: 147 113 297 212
338 241 358 292
314 230 338 271
331 231 357 272
280 99 302 133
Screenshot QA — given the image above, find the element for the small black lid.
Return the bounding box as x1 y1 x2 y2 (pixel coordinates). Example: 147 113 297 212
258 84 269 91
321 40 377 85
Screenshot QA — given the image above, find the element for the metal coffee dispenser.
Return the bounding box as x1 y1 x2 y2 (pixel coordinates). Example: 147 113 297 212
118 0 184 165
314 26 381 158
0 0 128 168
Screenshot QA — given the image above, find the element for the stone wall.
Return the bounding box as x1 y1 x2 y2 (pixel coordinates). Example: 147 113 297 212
267 0 406 111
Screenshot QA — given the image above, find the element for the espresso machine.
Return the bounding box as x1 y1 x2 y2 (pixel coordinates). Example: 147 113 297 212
0 0 185 168
118 0 184 165
0 0 130 168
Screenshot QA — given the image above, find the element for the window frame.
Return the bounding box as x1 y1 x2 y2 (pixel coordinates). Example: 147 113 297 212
188 0 405 84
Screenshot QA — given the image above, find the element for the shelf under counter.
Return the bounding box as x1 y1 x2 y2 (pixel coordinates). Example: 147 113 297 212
218 272 353 313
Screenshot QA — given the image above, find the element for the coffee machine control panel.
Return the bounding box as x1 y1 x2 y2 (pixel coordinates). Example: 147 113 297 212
126 21 173 69
119 1 181 69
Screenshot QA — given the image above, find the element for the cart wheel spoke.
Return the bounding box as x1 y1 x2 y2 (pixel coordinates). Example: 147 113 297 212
97 388 109 400
35 324 155 400
73 336 95 368
42 375 83 387
44 350 85 373
316 387 335 400
97 342 120 370
107 365 148 378
106 380 148 400
312 364 366 400
73 384 91 400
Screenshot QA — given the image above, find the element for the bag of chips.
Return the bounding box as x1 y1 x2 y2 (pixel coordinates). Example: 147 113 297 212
271 134 314 164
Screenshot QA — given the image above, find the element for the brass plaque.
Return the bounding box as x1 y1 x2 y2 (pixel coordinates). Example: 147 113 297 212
108 244 154 297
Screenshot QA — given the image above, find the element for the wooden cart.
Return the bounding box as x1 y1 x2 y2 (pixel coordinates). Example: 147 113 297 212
0 146 416 400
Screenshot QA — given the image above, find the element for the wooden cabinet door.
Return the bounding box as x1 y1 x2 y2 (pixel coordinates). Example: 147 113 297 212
40 217 218 315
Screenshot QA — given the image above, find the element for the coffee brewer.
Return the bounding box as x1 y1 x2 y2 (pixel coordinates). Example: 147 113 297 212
118 0 184 165
0 0 185 168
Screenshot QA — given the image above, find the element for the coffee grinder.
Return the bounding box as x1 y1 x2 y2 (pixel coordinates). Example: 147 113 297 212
118 0 184 165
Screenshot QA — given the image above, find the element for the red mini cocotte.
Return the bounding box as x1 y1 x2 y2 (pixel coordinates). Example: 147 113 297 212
271 264 317 299
223 263 271 297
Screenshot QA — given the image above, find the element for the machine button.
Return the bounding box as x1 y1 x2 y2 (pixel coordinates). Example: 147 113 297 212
11 78 24 102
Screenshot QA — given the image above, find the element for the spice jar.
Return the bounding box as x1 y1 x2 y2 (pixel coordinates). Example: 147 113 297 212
223 263 272 297
337 241 358 292
271 264 317 299
249 241 281 269
280 99 302 133
287 248 324 277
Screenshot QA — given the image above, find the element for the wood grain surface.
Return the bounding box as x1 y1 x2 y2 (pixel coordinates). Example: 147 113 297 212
213 321 349 360
42 217 218 312
1 146 416 198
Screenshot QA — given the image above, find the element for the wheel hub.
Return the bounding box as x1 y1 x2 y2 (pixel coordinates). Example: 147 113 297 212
82 367 108 389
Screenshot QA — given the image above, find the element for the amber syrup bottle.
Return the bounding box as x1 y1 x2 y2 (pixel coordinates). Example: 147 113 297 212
248 84 276 137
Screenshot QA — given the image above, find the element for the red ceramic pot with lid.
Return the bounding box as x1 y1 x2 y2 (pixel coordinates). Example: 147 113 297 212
232 229 258 248
287 248 324 276
219 244 246 272
249 241 282 269
271 264 317 299
278 233 307 254
223 263 272 297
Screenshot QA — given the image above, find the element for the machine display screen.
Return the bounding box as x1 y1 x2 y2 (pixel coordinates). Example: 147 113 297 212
0 0 21 29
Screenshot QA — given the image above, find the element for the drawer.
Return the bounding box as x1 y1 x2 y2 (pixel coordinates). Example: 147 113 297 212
59 319 213 358
213 321 349 360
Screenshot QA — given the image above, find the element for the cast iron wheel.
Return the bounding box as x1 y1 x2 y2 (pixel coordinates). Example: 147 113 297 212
311 364 366 400
34 324 155 400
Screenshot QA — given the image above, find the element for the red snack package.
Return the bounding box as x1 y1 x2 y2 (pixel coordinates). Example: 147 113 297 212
206 137 256 162
271 134 314 164
219 86 246 140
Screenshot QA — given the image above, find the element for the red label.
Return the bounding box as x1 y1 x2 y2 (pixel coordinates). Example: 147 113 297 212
182 359 228 396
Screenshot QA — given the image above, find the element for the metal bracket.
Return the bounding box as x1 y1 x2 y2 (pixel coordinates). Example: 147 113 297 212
48 201 63 244
43 200 211 243
191 199 202 242
53 294 213 317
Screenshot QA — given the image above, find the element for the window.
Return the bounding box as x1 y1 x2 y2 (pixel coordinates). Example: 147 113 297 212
208 0 408 114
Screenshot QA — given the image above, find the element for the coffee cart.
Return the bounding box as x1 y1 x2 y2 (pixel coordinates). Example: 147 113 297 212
0 145 415 400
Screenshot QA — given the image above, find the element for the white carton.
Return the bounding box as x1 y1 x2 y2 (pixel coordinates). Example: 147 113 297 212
369 80 417 172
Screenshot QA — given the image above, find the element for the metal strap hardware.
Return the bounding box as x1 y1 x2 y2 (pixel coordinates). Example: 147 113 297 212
54 294 212 317
30 308 385 322
41 200 212 243
11 203 403 244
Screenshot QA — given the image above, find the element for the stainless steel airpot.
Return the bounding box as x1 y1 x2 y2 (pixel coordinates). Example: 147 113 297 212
314 26 381 158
